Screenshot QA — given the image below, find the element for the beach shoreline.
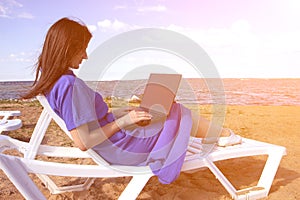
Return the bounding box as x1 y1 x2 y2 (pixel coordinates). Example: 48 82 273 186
0 101 299 199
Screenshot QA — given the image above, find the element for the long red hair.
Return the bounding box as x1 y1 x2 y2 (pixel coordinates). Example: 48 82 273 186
23 17 92 99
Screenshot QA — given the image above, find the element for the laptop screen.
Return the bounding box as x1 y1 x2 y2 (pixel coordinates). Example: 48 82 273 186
140 73 182 115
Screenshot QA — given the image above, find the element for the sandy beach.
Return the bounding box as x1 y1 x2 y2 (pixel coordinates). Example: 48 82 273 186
0 100 299 200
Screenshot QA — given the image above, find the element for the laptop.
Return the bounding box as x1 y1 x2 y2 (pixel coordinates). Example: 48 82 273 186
134 73 182 126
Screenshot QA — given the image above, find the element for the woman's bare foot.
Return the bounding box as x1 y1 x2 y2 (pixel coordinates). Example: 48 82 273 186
217 129 242 147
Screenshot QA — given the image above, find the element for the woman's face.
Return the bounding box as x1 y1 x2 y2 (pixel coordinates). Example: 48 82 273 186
70 47 88 69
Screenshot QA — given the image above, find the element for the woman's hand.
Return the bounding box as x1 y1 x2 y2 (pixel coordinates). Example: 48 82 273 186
112 106 135 118
115 109 152 129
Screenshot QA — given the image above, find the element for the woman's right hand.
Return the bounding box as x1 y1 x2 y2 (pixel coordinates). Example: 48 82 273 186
115 109 152 129
112 106 135 118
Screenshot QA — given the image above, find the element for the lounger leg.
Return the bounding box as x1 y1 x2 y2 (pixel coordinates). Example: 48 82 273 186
0 155 46 200
204 146 286 200
204 159 237 198
118 174 153 200
25 109 52 159
257 147 286 193
36 174 95 194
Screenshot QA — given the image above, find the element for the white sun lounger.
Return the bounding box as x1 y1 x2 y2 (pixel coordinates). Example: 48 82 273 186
0 95 286 200
0 110 22 134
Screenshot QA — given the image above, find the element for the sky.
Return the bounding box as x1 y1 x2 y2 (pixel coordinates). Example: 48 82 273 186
0 0 300 81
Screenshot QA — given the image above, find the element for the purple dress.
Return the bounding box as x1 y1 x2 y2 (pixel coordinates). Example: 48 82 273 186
46 71 192 184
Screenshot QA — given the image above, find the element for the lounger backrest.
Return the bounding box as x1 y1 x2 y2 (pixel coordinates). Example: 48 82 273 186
36 95 70 137
27 95 110 166
24 95 69 159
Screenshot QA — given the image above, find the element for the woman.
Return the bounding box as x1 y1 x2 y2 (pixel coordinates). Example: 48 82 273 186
23 17 241 184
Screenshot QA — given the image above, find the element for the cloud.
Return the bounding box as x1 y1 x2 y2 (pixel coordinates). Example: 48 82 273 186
113 5 128 10
17 12 34 19
88 17 300 77
6 0 22 7
137 5 167 12
97 19 112 28
97 19 130 31
0 0 34 19
161 20 300 77
0 51 36 63
166 20 258 52
231 19 251 33
0 4 9 17
113 3 167 13
87 24 97 33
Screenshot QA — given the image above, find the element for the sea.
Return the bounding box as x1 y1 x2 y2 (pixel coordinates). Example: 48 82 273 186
0 78 299 106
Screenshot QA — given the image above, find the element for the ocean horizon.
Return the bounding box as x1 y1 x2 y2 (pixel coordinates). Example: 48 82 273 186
1 78 299 106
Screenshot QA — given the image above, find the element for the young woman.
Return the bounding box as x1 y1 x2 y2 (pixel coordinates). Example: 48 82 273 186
23 17 241 184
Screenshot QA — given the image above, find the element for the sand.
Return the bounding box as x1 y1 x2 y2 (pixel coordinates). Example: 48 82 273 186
0 100 299 200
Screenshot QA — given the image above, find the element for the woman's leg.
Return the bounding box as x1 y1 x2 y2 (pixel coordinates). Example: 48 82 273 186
190 111 230 138
189 111 242 146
